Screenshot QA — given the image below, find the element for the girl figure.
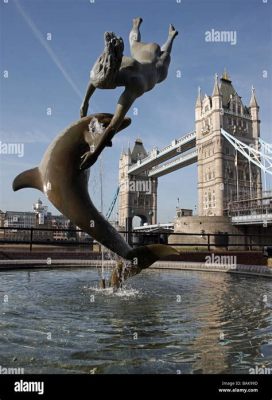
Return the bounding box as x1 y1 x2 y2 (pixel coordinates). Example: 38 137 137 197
80 17 178 170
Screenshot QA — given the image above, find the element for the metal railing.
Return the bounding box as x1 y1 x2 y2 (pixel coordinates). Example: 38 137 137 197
1 226 271 252
122 230 272 251
0 226 92 251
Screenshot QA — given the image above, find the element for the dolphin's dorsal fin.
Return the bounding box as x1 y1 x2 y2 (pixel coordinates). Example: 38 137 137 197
13 167 42 192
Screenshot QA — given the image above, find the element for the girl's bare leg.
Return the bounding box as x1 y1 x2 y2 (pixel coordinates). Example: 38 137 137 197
129 17 143 50
161 24 178 54
156 24 178 83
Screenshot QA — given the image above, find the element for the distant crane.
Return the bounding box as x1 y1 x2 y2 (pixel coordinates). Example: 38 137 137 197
106 186 120 220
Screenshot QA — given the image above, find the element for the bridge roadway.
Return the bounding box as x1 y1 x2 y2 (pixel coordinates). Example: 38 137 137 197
128 131 196 176
148 150 198 178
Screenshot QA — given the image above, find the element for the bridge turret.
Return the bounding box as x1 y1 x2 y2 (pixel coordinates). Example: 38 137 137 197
195 86 202 117
212 74 223 132
249 86 260 140
212 73 222 107
118 139 158 234
195 86 203 142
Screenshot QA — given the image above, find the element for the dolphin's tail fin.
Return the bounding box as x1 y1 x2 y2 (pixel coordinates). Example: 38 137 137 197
13 167 42 192
128 244 180 270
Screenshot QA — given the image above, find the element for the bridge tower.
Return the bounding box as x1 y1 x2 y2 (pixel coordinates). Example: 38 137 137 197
196 71 262 216
118 139 158 231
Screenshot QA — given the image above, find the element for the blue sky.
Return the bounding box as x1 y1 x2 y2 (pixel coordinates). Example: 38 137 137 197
0 0 271 222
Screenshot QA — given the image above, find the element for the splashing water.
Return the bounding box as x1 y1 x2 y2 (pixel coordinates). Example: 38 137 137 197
97 249 132 289
84 284 142 298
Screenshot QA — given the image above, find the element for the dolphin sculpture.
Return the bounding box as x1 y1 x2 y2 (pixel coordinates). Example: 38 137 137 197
13 113 178 287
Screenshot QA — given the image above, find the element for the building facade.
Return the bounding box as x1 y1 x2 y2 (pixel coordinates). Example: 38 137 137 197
196 71 262 216
0 199 77 241
2 200 53 241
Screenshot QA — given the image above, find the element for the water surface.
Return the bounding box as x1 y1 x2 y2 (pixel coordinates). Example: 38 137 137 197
0 268 271 374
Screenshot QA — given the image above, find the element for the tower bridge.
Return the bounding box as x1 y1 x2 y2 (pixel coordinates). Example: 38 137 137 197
116 71 272 239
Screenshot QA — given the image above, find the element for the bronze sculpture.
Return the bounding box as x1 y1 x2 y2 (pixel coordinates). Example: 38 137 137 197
79 17 178 170
13 18 179 288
